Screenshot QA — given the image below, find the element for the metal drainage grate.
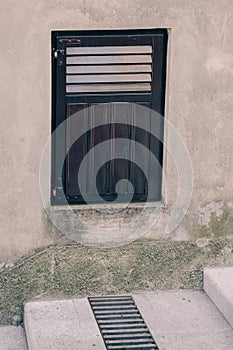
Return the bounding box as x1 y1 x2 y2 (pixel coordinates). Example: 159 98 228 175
89 295 159 350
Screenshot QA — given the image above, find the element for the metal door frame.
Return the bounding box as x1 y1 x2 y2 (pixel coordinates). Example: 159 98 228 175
51 29 168 205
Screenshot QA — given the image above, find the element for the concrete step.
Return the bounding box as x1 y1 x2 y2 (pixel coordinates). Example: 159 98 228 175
204 266 233 328
24 291 233 350
24 298 106 350
0 326 27 350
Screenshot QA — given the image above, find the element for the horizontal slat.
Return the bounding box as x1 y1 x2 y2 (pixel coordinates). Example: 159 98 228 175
66 83 151 93
104 333 151 339
98 318 143 324
67 55 152 65
91 300 133 305
101 328 149 334
66 64 152 74
106 339 155 344
99 323 146 329
66 74 151 83
94 310 138 314
89 297 132 301
93 305 137 309
108 344 157 349
67 46 152 55
93 309 137 312
93 303 137 307
95 314 140 319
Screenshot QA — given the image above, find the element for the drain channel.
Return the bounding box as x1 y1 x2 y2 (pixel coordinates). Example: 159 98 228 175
89 295 159 350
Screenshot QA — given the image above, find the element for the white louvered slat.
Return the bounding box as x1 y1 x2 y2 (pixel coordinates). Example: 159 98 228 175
66 83 151 93
66 74 151 84
65 45 153 93
66 46 152 55
66 65 152 74
67 55 152 65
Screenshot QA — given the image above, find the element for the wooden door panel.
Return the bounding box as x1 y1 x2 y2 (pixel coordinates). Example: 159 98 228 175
65 103 155 202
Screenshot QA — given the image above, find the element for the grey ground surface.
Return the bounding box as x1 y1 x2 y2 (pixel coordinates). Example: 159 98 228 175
24 291 233 350
0 239 233 325
0 326 27 350
134 291 233 350
25 298 105 350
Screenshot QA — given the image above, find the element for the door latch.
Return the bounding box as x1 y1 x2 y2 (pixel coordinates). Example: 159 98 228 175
53 49 65 58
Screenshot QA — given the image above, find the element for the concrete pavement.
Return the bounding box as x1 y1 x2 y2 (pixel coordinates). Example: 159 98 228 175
24 298 105 350
2 266 233 349
134 290 233 350
0 326 27 350
24 290 233 350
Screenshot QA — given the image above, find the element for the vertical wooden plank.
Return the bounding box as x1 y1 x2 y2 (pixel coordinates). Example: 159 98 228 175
66 104 88 197
109 103 131 196
133 103 151 196
90 103 111 196
129 103 136 196
149 108 164 200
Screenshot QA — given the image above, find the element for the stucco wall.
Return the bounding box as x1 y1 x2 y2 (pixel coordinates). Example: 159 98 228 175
1 0 233 262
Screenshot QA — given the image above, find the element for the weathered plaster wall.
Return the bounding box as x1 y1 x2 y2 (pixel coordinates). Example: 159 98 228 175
1 0 233 261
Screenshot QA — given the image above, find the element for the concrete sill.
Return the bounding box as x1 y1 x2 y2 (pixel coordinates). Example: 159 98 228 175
49 201 163 212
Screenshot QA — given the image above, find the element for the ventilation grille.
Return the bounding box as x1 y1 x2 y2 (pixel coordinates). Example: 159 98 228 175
66 46 152 94
89 295 159 350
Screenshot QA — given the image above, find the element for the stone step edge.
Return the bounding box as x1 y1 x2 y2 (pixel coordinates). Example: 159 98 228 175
203 266 233 328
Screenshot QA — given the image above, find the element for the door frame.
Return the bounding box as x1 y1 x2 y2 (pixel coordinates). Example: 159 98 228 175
51 28 168 205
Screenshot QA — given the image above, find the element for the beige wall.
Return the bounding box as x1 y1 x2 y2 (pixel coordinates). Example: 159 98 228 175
1 0 233 262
